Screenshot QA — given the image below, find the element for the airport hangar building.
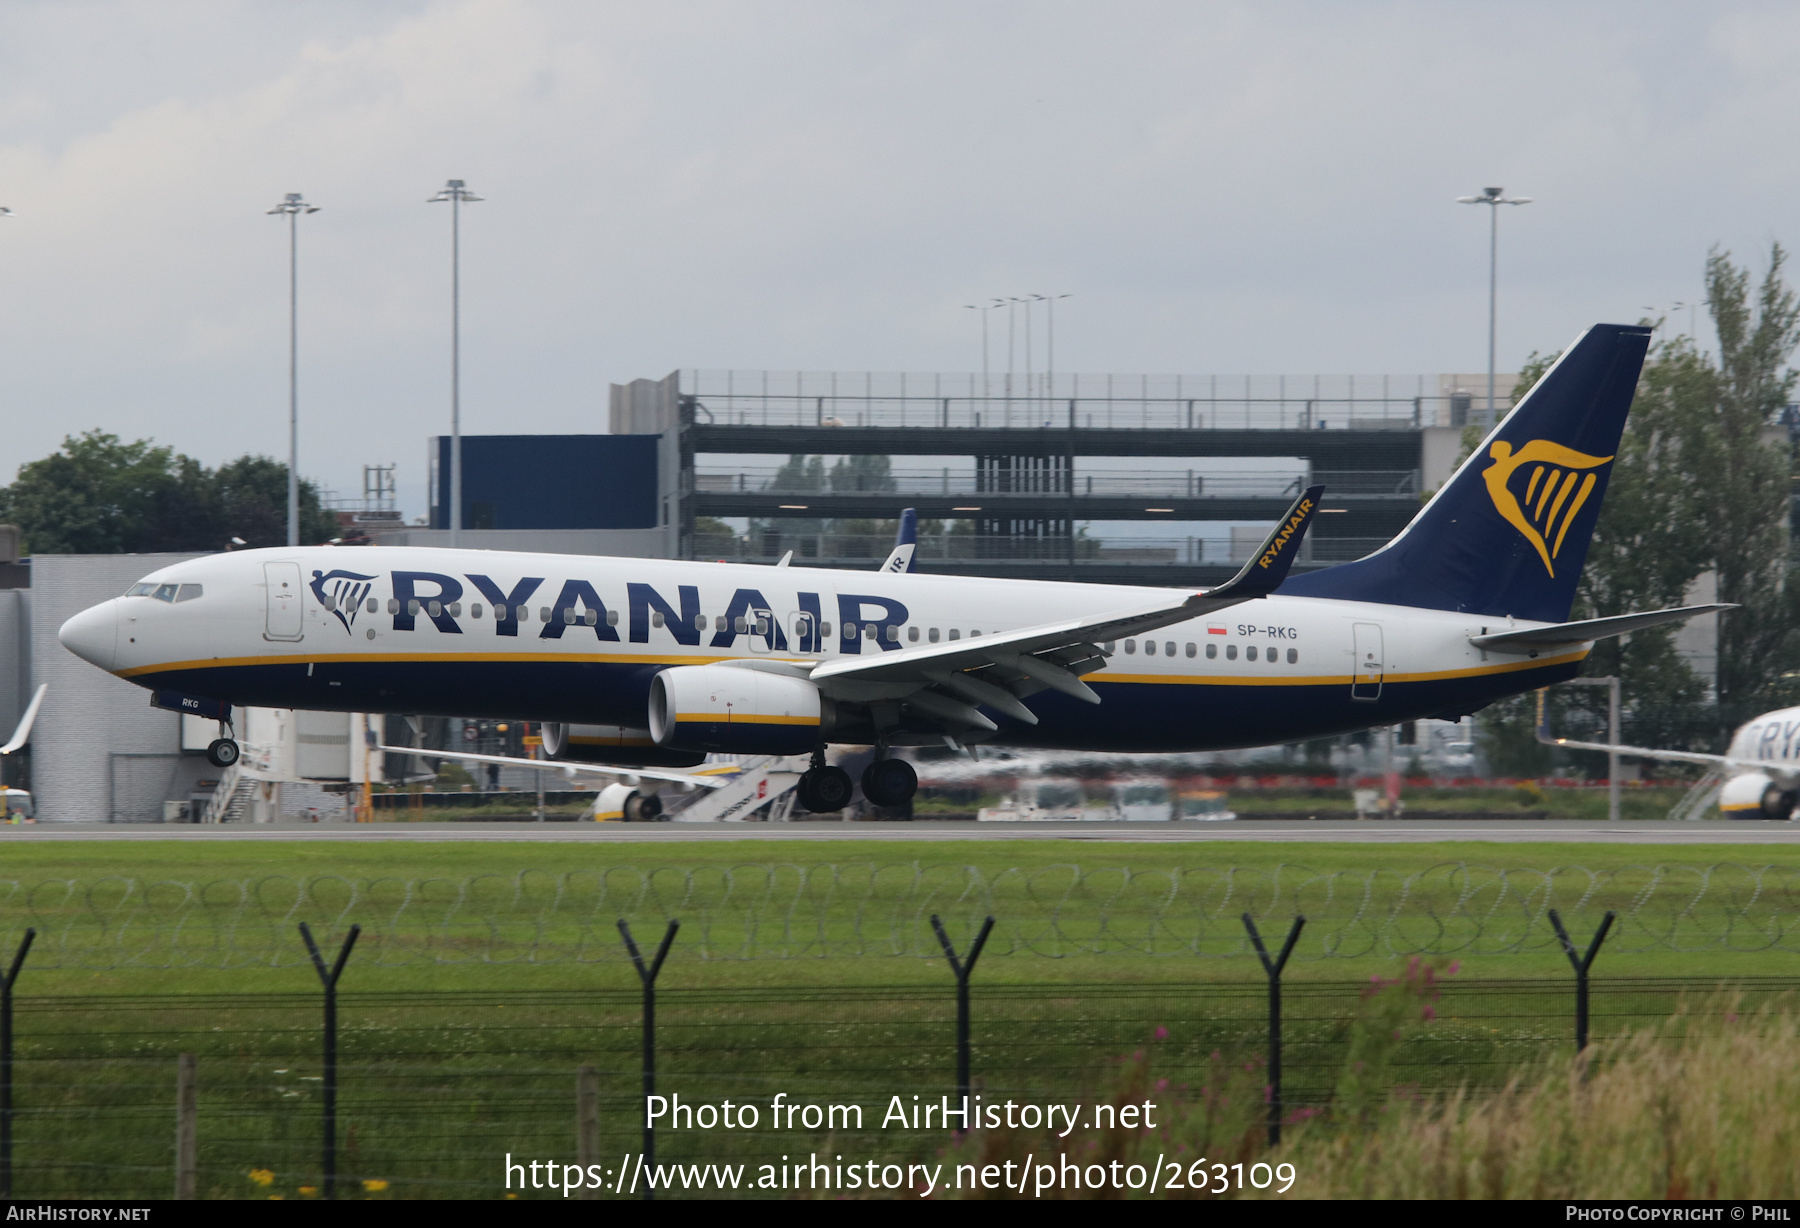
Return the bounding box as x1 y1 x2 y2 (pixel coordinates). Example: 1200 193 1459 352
11 368 1511 821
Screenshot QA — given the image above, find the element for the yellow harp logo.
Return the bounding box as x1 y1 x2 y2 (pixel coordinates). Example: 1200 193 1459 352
1482 439 1614 577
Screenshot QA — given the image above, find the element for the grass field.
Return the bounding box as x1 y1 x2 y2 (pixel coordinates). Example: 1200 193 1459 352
1 839 1798 993
1 837 1796 1198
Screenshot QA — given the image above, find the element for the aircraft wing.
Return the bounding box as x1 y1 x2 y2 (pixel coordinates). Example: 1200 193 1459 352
375 744 731 789
1537 735 1754 770
1471 604 1735 651
806 486 1324 731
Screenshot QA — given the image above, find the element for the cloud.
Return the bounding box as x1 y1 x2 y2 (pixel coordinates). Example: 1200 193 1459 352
0 1 1790 511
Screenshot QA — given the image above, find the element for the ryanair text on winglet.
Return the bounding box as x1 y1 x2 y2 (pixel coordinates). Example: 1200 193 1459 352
1257 497 1315 571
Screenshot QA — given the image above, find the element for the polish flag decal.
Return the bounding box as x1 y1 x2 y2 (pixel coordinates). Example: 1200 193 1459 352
1207 624 1227 636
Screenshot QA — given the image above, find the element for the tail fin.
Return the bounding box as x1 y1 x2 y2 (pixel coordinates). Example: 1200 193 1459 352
880 508 919 573
1280 322 1652 622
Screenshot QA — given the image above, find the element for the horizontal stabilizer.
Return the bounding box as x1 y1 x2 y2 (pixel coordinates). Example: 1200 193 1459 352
1471 603 1734 651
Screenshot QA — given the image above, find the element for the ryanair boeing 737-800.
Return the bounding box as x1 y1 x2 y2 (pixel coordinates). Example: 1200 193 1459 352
56 324 1725 813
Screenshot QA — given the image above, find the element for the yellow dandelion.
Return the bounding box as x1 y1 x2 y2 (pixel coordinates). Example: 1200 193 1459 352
362 1180 390 1192
298 1186 318 1197
248 1169 275 1187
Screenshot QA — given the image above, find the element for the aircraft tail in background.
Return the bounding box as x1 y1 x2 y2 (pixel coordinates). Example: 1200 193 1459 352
880 507 919 573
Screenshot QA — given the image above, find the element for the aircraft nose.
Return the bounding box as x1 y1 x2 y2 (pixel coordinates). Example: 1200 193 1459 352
59 601 118 671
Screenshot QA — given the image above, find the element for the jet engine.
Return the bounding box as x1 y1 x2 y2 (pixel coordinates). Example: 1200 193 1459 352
1720 771 1797 820
648 664 825 754
540 722 706 769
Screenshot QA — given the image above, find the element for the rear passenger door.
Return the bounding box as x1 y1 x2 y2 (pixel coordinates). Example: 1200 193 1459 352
1351 622 1383 701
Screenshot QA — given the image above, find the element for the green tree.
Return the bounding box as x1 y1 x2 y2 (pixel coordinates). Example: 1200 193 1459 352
0 431 335 554
1692 244 1800 717
212 454 339 549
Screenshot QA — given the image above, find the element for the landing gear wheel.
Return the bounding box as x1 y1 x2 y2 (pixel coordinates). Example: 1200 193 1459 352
1761 783 1797 821
205 738 240 769
798 766 855 813
861 758 918 808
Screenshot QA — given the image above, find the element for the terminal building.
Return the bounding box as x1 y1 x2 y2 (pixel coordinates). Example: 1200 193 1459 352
12 362 1685 823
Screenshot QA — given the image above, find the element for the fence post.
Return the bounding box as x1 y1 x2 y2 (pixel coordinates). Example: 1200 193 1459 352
576 1064 599 1202
1547 909 1615 1052
299 922 361 1201
930 914 995 1134
0 928 34 1198
1242 914 1304 1147
618 919 678 1200
175 1053 197 1200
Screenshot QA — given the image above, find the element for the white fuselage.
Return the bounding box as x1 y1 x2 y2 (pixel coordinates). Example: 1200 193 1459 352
58 546 1588 753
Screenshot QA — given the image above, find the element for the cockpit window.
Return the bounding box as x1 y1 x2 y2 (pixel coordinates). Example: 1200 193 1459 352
125 581 189 602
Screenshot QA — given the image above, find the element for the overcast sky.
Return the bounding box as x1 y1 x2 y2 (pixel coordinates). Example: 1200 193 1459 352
1 1 1795 514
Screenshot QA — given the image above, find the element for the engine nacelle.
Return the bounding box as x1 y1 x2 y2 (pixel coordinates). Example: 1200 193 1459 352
541 722 706 769
1720 771 1795 820
593 783 664 822
648 664 823 754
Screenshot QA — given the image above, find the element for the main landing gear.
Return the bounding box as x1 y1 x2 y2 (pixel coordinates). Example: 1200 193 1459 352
795 748 920 813
861 757 918 808
796 753 855 814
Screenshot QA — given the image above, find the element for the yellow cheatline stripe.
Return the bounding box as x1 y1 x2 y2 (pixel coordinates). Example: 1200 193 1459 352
1719 802 1761 811
116 650 812 678
675 713 818 726
569 736 656 747
1099 650 1588 688
119 648 1584 689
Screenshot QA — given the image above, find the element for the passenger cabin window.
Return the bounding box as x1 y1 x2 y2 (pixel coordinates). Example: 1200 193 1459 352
1185 643 1195 658
1287 648 1298 664
471 603 484 618
819 621 832 637
929 628 940 643
1205 643 1217 659
1124 640 1135 654
908 626 920 642
695 614 708 630
1165 641 1175 656
949 629 961 641
1247 646 1257 661
1144 641 1155 656
1226 644 1237 660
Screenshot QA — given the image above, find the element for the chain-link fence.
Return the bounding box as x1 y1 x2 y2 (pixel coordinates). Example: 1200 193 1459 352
3 972 1791 1199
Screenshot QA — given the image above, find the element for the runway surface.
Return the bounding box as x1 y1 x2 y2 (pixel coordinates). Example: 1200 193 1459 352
3 819 1800 843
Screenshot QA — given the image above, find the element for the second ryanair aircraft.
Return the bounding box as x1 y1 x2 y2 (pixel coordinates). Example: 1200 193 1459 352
58 323 1722 812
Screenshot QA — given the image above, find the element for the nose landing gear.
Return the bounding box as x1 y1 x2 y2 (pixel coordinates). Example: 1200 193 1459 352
205 716 240 769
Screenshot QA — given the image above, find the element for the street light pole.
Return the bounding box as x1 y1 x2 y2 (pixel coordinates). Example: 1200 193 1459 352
267 193 320 548
429 180 483 547
963 300 1001 399
1042 294 1071 404
1457 186 1531 425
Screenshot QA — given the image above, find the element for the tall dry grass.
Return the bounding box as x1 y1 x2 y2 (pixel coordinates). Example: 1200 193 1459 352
942 991 1800 1199
1290 1001 1800 1199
